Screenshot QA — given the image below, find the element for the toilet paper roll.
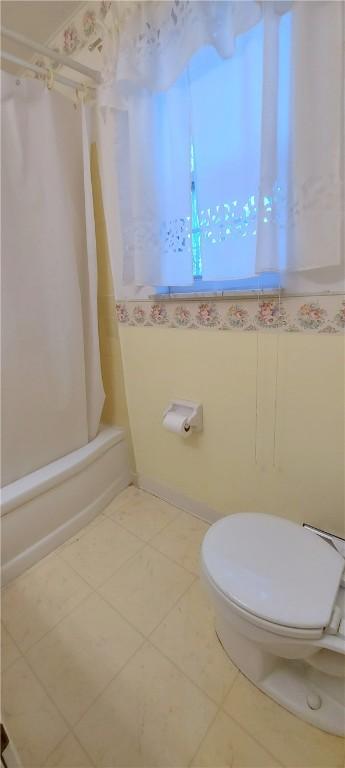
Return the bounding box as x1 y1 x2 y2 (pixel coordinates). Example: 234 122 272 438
163 411 191 437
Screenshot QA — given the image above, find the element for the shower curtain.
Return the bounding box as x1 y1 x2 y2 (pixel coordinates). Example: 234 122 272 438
1 72 104 487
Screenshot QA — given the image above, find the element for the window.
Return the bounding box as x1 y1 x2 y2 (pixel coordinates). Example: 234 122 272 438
162 12 291 294
115 6 294 293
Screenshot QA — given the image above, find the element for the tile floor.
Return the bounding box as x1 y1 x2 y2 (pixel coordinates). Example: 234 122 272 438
1 487 344 768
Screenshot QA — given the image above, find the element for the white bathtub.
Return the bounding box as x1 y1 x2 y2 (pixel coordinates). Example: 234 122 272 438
1 425 130 584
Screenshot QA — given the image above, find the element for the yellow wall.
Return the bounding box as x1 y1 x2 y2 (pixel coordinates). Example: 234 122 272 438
90 145 135 469
119 325 344 537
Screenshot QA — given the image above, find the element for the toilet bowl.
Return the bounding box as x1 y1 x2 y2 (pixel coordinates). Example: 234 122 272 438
201 513 345 736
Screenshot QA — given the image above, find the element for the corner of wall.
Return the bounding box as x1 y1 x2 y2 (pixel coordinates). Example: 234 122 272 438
90 142 136 473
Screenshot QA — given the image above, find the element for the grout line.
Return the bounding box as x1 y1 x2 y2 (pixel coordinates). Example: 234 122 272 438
103 503 183 545
89 499 177 548
42 729 91 768
140 535 201 578
143 576 240 711
157 574 201 629
2 580 94 656
95 555 196 642
128 498 209 576
71 630 221 742
220 671 287 767
69 635 149 740
1 622 23 669
189 664 285 768
147 534 204 578
93 585 148 639
18 589 94 656
147 573 199 637
187 704 221 767
70 731 97 768
20 595 146 762
59 551 137 599
55 519 147 589
59 488 205 587
102 510 183 545
106 511 182 544
147 612 241 712
89 515 202 594
40 620 230 768
14 653 74 752
145 635 225 712
219 702 286 768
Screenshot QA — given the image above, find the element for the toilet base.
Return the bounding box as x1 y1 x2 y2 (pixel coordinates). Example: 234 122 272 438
216 619 345 737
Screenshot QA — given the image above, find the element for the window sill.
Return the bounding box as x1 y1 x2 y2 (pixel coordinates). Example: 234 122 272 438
148 289 344 302
149 289 282 301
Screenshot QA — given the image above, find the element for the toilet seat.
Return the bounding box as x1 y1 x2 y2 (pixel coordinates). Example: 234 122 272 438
201 513 344 633
203 563 322 640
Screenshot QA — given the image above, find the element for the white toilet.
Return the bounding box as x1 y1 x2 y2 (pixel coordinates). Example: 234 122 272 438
201 513 345 736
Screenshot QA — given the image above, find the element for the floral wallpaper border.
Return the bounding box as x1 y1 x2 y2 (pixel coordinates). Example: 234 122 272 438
114 295 345 334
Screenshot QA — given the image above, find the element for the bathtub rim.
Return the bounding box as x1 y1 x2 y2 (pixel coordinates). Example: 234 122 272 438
1 424 124 517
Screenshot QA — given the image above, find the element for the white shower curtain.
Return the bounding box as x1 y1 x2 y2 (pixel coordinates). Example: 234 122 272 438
1 72 104 487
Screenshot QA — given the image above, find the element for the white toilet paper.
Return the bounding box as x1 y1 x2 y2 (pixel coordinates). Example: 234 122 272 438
163 411 191 437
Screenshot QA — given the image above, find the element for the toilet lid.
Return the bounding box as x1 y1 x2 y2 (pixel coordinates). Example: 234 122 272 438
202 514 344 630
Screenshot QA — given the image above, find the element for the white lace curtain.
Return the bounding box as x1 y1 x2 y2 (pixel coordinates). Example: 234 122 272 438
96 0 344 289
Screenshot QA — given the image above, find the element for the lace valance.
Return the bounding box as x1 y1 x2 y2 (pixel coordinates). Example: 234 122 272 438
113 1 262 91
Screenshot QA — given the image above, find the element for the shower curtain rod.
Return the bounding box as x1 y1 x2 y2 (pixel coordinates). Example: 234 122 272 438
1 25 102 84
1 50 94 91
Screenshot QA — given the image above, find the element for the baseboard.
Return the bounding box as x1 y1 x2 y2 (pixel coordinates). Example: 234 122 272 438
2 474 129 585
133 474 221 525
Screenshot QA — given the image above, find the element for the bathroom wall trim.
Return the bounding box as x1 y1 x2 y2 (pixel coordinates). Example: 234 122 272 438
134 473 221 525
115 294 345 334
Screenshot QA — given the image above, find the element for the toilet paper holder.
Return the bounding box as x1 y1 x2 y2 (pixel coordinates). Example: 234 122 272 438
163 400 203 433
